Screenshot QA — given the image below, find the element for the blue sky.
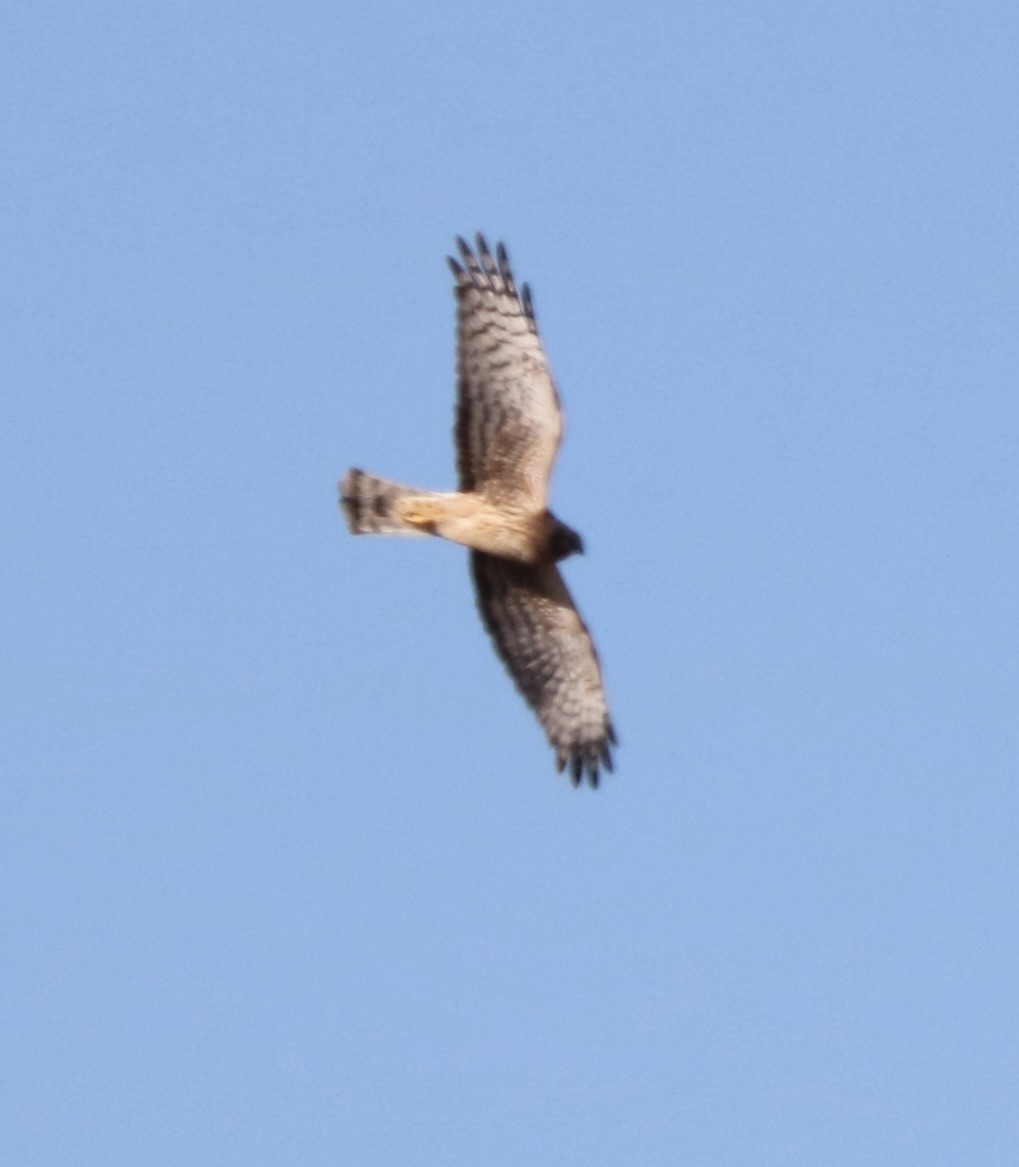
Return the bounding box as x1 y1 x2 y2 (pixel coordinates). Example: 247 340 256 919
3 2 1017 1163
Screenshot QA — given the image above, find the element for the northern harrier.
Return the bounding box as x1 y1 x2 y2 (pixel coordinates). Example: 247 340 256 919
340 235 616 786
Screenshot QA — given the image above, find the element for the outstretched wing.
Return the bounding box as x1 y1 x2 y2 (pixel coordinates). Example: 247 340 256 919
471 551 616 787
448 235 562 507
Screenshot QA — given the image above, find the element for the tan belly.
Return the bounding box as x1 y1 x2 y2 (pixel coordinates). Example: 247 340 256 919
395 492 548 562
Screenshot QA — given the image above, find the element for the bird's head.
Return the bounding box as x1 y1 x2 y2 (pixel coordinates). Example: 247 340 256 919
548 519 584 561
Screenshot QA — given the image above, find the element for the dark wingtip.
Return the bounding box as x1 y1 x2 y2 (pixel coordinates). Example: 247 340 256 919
521 282 535 319
555 738 615 789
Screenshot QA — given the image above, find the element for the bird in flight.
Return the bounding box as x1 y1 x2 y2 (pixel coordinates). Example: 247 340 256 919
340 235 615 786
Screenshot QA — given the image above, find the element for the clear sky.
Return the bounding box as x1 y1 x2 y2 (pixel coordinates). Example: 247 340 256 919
3 2 1017 1164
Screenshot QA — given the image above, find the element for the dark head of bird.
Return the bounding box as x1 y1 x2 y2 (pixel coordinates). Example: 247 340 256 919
548 518 585 561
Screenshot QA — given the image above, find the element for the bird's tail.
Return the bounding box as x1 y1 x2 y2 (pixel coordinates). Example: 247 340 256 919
339 468 441 537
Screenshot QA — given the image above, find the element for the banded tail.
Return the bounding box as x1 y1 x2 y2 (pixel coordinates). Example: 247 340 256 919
340 468 440 537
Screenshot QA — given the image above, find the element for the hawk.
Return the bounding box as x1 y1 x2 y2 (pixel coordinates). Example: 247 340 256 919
340 235 616 786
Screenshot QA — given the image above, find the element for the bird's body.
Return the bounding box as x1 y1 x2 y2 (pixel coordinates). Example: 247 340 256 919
339 235 615 786
341 468 579 564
